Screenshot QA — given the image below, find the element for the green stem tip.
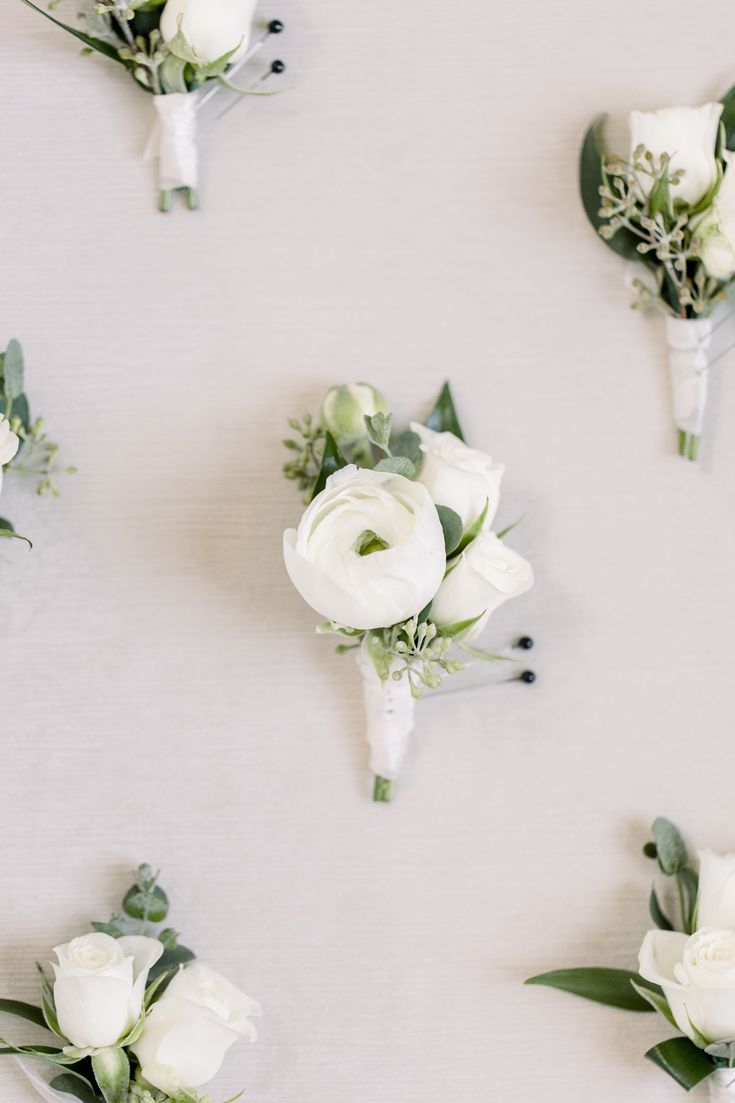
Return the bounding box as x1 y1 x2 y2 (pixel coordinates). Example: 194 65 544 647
373 776 394 803
677 430 700 462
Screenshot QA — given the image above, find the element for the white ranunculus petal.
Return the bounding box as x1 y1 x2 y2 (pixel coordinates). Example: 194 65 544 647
160 0 258 64
411 422 504 531
132 997 241 1096
284 465 446 630
430 533 533 635
629 102 722 207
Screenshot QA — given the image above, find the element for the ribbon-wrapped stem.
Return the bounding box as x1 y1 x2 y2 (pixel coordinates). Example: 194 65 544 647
146 92 200 212
665 316 713 461
356 641 415 803
710 1069 735 1100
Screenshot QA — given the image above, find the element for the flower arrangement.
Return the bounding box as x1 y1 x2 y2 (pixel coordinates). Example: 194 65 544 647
0 338 73 549
20 0 286 210
527 818 735 1097
0 864 261 1103
582 87 735 460
282 382 534 802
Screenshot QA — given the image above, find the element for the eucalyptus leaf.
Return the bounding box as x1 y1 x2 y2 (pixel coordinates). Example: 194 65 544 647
645 1036 715 1090
2 340 24 401
50 1073 102 1103
0 1000 46 1029
310 432 348 501
91 1047 129 1103
0 393 31 433
391 430 423 467
652 817 688 876
579 117 641 261
524 968 658 1012
374 457 416 478
364 412 392 452
18 0 129 64
424 381 464 441
649 886 674 931
435 505 462 555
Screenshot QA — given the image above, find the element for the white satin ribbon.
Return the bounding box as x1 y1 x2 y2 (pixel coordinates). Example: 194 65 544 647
356 643 415 781
664 316 713 438
15 1059 72 1103
710 1068 735 1100
145 92 199 193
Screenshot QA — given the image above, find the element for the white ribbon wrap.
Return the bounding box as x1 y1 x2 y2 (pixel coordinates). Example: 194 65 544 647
145 92 199 193
665 316 713 443
710 1068 735 1100
356 643 415 781
16 1059 70 1103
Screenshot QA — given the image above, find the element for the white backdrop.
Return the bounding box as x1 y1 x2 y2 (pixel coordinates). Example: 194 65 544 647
4 1 735 1101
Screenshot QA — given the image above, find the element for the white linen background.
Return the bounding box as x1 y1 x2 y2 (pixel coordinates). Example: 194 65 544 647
3 1 735 1100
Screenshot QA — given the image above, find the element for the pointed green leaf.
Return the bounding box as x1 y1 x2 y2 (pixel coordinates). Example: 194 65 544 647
630 980 677 1029
148 944 195 986
18 0 128 64
650 886 674 931
524 968 658 1012
50 1072 102 1103
679 868 699 934
455 499 489 555
91 1047 130 1103
0 1000 46 1029
645 1037 715 1090
436 612 484 640
435 504 463 555
36 967 64 1040
495 514 524 542
0 524 32 547
721 84 735 151
0 1041 80 1065
424 381 464 440
309 432 348 502
653 817 688 876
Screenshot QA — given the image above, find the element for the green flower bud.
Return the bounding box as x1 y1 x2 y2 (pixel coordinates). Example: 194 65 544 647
321 383 389 442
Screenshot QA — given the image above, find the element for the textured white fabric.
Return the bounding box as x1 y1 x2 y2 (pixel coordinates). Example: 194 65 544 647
145 93 199 192
356 644 415 780
665 316 713 436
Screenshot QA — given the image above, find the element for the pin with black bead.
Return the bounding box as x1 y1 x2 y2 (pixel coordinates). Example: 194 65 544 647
198 19 287 118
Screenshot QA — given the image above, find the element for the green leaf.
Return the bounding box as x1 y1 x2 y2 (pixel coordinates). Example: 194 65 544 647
653 817 688 876
309 432 348 502
0 1041 80 1065
424 381 464 441
679 868 699 934
2 340 24 401
18 0 129 65
650 886 674 931
148 944 195 986
579 117 641 261
122 883 168 923
166 16 201 64
524 968 658 1012
648 160 672 221
436 612 484 640
0 1000 46 1029
630 980 678 1029
0 523 32 548
435 505 463 555
721 84 735 151
50 1072 102 1103
391 430 423 467
192 40 241 81
364 412 392 452
159 52 188 94
495 514 524 542
456 641 512 662
36 965 63 1039
355 529 390 556
645 1037 715 1091
374 456 416 478
455 499 489 555
0 393 31 433
91 1047 129 1103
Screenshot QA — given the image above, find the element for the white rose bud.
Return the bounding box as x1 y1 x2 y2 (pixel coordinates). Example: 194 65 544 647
283 465 446 630
629 103 722 207
410 422 504 532
0 415 19 495
130 964 260 1097
160 0 258 65
694 152 735 280
321 384 390 442
52 933 163 1050
639 927 735 1044
430 532 533 635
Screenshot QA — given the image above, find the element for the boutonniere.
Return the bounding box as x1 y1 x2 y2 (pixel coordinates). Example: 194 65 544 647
20 0 287 211
0 338 73 549
0 864 261 1103
527 818 735 1098
282 382 535 802
582 89 735 461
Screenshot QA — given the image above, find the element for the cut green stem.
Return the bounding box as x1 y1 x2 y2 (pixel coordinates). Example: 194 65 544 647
373 776 394 803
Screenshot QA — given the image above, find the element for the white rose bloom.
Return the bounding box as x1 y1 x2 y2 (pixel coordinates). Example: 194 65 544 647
639 927 735 1044
629 102 722 207
430 532 533 635
695 152 735 280
52 933 163 1050
696 850 735 929
0 416 20 495
160 0 258 64
283 465 446 631
321 384 389 441
131 966 260 1097
410 422 504 532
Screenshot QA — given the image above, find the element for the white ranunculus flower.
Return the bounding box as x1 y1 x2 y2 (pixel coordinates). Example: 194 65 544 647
160 0 258 65
410 422 504 532
52 933 163 1050
321 384 390 442
0 416 19 495
130 966 260 1097
283 465 446 631
639 927 735 1044
629 102 722 207
696 850 735 930
430 532 533 634
694 152 735 280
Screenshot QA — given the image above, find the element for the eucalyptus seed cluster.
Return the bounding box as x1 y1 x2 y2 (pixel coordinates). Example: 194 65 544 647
597 145 725 316
7 416 76 497
128 1085 168 1103
372 616 464 699
282 414 326 501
